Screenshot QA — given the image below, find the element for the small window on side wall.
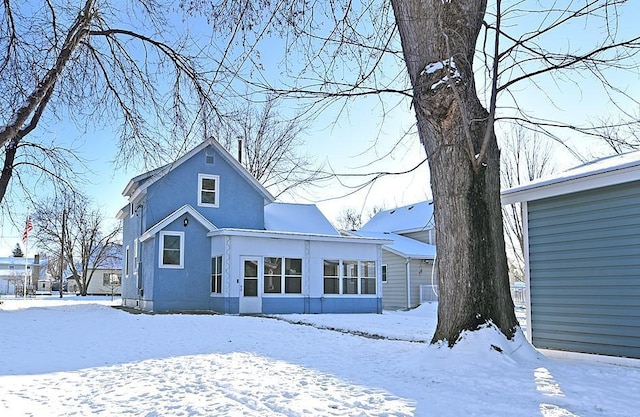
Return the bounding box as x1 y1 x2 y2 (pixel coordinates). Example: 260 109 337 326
159 231 184 268
198 174 219 207
381 264 387 283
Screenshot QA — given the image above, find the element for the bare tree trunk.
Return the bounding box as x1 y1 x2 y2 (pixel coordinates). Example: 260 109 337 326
391 0 517 345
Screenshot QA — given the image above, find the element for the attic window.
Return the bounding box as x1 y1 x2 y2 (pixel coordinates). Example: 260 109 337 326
198 173 219 207
205 153 214 164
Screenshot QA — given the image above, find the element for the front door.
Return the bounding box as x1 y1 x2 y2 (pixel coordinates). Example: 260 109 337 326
239 257 262 314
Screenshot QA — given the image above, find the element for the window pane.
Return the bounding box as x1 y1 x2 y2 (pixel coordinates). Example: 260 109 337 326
215 276 222 293
343 277 358 294
264 257 282 274
285 258 302 275
382 265 387 282
201 190 216 205
202 178 216 191
163 250 181 265
324 260 339 277
244 278 258 296
362 278 376 294
343 261 358 278
285 276 302 293
244 260 258 277
324 277 339 294
361 261 376 278
163 235 181 250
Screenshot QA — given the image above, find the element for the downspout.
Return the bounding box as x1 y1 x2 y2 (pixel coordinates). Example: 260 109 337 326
406 257 411 309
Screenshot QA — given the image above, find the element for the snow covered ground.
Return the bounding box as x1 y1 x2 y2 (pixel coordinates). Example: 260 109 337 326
1 296 638 416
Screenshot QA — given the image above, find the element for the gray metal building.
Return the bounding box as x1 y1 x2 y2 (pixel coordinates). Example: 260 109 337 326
502 152 640 360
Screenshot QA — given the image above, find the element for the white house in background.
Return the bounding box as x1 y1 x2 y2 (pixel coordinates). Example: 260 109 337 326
0 255 48 296
67 244 123 295
118 138 389 314
352 201 437 310
502 151 640 360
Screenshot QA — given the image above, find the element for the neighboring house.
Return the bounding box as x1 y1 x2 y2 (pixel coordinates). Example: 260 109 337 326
502 151 640 360
66 244 123 296
354 201 437 310
117 138 388 314
0 255 48 296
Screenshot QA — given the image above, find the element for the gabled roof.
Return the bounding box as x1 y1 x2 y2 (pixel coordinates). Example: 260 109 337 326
122 138 275 205
264 203 340 236
502 151 640 204
347 230 436 258
140 204 217 242
360 200 435 234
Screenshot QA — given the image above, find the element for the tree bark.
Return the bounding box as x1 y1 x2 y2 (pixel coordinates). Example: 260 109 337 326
391 0 517 345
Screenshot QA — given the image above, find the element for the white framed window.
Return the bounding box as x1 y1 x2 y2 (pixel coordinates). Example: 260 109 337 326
323 260 340 294
133 238 138 277
381 264 388 283
129 203 135 217
264 257 302 294
125 246 130 278
323 260 376 295
198 174 219 207
211 256 223 294
159 231 184 268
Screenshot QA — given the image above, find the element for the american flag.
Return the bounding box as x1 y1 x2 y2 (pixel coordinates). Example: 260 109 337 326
22 216 33 244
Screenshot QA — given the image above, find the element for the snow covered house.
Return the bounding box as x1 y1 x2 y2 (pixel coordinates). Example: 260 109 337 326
0 255 47 296
117 138 387 314
351 201 437 310
502 151 640 360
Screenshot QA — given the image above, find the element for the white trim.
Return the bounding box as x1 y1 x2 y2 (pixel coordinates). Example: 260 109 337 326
140 204 217 242
502 154 640 204
125 246 130 279
522 201 533 344
209 228 392 245
133 239 139 277
538 349 640 368
158 231 184 269
198 173 220 208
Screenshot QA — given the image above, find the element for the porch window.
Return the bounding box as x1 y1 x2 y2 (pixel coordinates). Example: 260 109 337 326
198 174 219 207
323 260 339 294
284 258 302 293
211 256 222 293
361 261 376 294
323 260 376 295
159 231 184 268
264 257 302 294
342 260 358 294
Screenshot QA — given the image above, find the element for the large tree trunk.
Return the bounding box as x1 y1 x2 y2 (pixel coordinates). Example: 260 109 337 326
391 0 517 345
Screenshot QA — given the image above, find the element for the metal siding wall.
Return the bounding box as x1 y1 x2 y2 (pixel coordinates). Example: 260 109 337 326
528 181 640 359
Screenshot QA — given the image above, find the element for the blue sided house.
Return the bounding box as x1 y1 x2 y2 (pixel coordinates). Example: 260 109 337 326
117 138 388 314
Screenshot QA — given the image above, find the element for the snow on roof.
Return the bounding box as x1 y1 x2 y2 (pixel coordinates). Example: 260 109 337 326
502 150 640 204
264 203 340 236
348 231 436 258
360 200 435 233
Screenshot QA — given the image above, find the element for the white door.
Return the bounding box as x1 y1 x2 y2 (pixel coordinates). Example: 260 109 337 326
239 257 262 314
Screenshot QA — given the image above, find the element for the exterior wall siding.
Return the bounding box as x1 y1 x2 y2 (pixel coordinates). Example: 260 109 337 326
409 259 435 308
381 252 408 310
527 181 640 359
402 229 435 245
